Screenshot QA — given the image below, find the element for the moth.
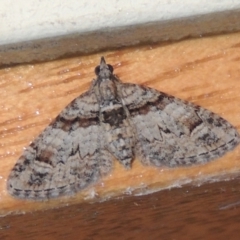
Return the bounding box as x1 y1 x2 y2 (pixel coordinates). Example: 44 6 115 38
7 57 240 200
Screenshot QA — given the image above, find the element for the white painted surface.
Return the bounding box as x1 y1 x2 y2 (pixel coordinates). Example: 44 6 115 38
1 0 240 45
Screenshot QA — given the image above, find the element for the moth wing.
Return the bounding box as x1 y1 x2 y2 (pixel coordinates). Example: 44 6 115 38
7 89 113 199
119 83 240 167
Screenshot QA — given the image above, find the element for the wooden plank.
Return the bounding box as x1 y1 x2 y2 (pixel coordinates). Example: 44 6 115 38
0 32 240 238
1 179 240 239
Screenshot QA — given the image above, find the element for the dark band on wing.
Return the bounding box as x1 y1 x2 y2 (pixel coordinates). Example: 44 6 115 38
128 91 204 134
35 149 54 165
182 110 204 133
53 115 99 131
128 93 175 117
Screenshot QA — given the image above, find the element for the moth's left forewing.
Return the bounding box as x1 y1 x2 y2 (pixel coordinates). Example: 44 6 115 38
7 88 113 200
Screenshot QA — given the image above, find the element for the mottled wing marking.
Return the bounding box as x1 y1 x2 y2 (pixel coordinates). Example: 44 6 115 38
7 89 113 199
118 83 240 167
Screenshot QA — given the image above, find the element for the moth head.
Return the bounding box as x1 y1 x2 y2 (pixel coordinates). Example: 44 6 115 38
95 57 114 77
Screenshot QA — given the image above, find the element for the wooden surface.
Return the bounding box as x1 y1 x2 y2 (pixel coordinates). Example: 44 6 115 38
0 32 240 239
2 179 240 239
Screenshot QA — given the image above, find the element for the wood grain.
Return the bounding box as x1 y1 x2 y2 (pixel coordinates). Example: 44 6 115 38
1 179 240 239
0 32 240 239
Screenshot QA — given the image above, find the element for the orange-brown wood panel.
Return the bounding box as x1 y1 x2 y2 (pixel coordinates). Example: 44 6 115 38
0 32 240 239
1 179 240 239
